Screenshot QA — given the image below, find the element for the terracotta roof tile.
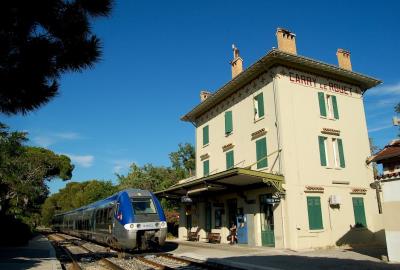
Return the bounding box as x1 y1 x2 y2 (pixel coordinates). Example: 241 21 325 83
370 139 400 163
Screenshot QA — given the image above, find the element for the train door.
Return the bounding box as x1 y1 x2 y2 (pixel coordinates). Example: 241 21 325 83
236 208 248 244
260 194 275 247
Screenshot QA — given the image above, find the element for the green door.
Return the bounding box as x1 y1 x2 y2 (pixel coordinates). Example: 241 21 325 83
352 197 367 227
260 194 275 247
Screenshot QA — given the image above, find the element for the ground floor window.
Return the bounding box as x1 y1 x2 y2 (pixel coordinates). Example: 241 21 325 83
205 202 211 232
307 196 323 230
352 197 367 227
215 209 223 229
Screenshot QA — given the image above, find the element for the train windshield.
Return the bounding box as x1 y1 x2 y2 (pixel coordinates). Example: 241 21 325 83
131 197 156 214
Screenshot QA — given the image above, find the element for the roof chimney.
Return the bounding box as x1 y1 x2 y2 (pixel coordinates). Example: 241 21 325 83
200 90 212 102
230 44 243 78
276 28 297 54
336 48 352 71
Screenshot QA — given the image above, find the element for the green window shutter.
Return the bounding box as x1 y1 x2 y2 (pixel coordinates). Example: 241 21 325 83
318 136 327 166
256 93 265 118
225 111 233 134
307 197 323 230
256 137 268 169
203 160 209 176
318 92 327 117
203 125 209 145
331 95 339 119
352 197 367 227
226 150 234 169
337 138 345 168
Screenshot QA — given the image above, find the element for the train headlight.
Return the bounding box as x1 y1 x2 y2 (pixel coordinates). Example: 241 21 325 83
155 222 159 227
136 224 141 228
160 221 167 228
130 224 134 229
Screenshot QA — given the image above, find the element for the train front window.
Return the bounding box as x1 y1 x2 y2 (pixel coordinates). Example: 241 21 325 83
131 198 156 214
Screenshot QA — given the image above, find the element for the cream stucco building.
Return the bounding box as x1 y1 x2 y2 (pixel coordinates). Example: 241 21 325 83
157 28 384 249
369 140 400 262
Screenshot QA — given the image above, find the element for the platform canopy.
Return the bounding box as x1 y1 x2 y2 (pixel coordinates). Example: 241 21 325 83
155 168 284 199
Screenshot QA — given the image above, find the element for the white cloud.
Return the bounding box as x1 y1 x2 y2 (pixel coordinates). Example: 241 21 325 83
368 82 400 96
368 124 394 133
112 159 133 174
31 131 81 147
66 154 94 168
54 132 81 140
33 136 55 147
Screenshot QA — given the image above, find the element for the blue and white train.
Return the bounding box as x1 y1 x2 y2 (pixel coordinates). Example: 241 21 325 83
52 189 167 250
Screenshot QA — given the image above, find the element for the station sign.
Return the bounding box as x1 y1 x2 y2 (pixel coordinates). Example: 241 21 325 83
181 196 193 203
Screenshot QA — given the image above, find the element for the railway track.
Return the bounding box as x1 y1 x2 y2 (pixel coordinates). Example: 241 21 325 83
48 233 236 270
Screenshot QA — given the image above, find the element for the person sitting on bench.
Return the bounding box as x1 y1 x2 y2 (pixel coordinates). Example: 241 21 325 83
228 222 237 245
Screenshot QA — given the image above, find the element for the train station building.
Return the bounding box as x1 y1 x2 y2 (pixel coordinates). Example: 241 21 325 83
156 28 384 249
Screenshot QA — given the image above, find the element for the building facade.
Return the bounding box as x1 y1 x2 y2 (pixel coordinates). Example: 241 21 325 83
369 140 400 262
157 28 384 249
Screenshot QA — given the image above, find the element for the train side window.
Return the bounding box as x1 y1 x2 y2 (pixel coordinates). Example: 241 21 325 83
103 209 107 223
96 210 101 223
107 207 113 222
115 203 120 215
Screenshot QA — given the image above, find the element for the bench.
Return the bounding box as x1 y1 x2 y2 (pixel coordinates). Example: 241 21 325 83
206 232 221 244
187 227 200 241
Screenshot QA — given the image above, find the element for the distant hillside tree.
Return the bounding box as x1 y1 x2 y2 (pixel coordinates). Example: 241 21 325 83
0 0 113 114
169 143 195 179
41 180 117 225
117 163 177 192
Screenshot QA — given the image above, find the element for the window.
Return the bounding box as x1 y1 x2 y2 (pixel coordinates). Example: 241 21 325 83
226 150 234 169
131 198 156 214
203 159 209 176
256 137 268 169
318 136 328 166
215 209 222 229
205 202 211 232
203 125 209 146
318 92 339 119
225 111 233 135
352 197 367 227
332 138 345 168
307 196 323 230
254 93 265 119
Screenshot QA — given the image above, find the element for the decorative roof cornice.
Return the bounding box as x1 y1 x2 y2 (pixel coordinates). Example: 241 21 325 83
182 49 381 122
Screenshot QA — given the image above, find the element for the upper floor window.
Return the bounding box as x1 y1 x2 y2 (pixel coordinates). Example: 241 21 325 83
256 137 268 169
225 111 233 135
318 136 328 166
254 93 265 120
318 136 345 168
203 125 209 146
226 150 234 170
332 138 345 168
318 92 339 120
203 159 210 177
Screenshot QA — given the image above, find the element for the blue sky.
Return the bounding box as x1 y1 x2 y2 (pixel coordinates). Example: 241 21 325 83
2 0 399 193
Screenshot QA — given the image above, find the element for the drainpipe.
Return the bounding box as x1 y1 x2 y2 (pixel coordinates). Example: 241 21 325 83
272 70 286 248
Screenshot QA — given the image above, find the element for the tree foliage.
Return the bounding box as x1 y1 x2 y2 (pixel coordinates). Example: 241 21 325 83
169 143 195 179
41 180 116 225
116 163 178 192
0 0 113 115
0 123 73 222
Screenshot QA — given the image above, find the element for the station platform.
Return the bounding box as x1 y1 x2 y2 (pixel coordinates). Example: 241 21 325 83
0 234 61 270
166 239 399 270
